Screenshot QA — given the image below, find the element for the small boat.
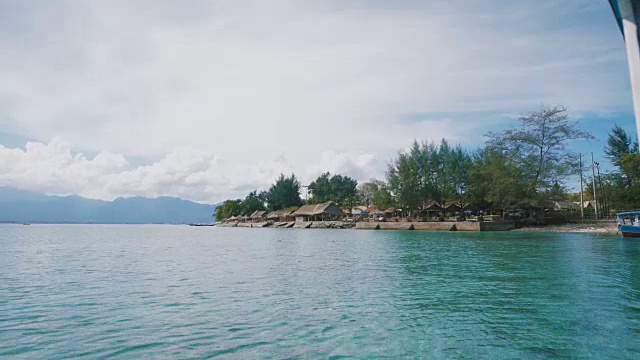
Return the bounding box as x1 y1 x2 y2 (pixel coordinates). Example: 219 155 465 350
616 212 640 238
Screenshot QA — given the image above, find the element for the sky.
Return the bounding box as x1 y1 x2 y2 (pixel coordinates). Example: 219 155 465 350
0 0 637 203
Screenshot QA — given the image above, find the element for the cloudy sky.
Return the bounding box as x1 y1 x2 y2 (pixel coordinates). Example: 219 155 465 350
0 0 636 203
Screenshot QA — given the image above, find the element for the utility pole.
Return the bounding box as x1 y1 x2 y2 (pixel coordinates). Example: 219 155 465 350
579 153 584 220
591 152 598 219
595 161 607 219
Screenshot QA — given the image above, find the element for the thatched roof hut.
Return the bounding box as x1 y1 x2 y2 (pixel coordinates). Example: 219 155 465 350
266 209 295 221
291 202 343 221
552 201 579 211
250 210 267 221
423 201 443 211
443 202 462 212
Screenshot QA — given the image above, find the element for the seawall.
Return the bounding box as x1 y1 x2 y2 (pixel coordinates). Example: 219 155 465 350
218 220 515 231
355 221 515 231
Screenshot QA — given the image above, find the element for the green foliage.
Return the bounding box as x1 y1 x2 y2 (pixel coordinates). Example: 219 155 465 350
240 191 266 215
546 182 566 201
215 199 243 221
602 167 640 210
265 173 304 210
219 105 600 216
371 184 395 210
466 148 527 210
605 125 638 187
357 180 395 209
387 139 471 211
597 126 640 211
605 125 638 168
486 105 592 197
308 172 357 206
357 181 379 206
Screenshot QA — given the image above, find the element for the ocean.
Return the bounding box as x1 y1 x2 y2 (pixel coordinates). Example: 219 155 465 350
1 225 639 358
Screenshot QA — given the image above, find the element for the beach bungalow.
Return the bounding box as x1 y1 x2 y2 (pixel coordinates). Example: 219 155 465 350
461 203 482 212
423 201 443 219
250 210 267 222
552 201 579 212
582 200 597 209
443 202 462 214
291 202 343 222
266 209 295 222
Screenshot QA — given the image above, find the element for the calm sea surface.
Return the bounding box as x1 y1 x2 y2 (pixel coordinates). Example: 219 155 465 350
1 225 639 358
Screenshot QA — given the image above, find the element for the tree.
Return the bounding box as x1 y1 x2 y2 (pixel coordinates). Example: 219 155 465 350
371 184 395 210
307 172 332 204
357 179 390 207
387 139 471 213
605 125 638 186
436 139 472 207
215 199 243 221
265 173 304 210
240 191 266 215
467 148 526 210
307 172 357 206
357 181 379 206
486 105 593 203
546 181 567 202
331 174 358 206
387 143 422 212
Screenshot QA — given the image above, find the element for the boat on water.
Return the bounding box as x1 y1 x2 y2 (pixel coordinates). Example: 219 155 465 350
616 212 640 237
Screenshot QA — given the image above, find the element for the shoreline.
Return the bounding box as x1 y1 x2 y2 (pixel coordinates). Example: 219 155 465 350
218 220 621 234
514 223 618 234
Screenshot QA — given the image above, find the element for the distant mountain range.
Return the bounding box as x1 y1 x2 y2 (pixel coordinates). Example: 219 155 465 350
0 187 219 224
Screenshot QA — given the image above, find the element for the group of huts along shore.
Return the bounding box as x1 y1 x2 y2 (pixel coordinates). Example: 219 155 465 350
216 202 515 231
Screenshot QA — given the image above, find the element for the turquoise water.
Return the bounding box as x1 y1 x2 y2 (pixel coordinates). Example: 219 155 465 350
1 225 639 358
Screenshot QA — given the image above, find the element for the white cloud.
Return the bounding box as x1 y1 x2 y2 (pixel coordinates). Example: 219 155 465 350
0 139 383 202
0 0 633 199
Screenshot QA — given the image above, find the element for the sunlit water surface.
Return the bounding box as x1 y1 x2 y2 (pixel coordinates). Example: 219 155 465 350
1 225 639 358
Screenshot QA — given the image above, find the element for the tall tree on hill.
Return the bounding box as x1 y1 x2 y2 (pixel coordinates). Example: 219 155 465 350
265 174 304 211
486 105 593 207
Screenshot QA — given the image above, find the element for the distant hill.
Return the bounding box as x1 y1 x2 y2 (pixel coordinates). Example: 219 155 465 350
0 187 219 224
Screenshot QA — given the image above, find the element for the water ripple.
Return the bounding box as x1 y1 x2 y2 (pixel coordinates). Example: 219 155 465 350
1 225 639 357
